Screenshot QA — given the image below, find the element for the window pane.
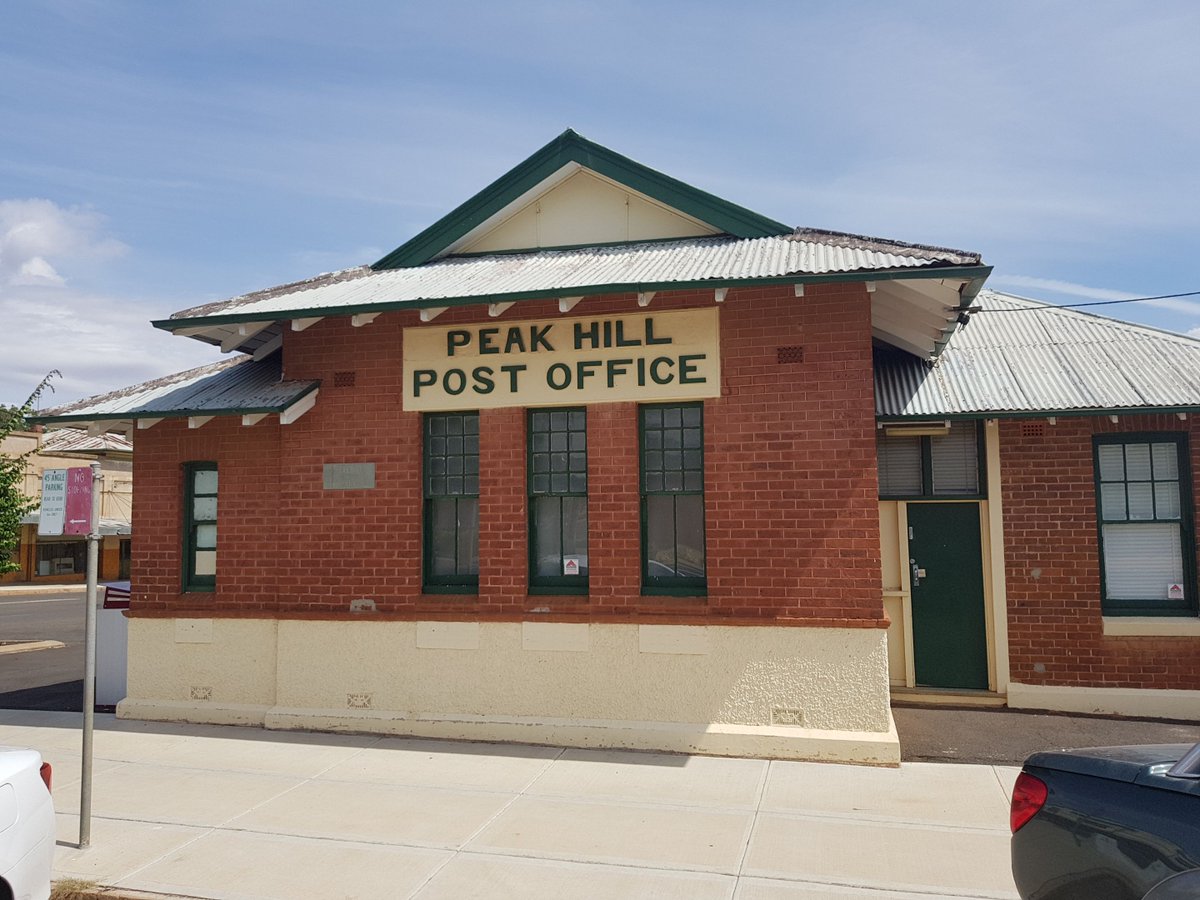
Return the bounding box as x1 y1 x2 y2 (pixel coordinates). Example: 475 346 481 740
1100 483 1127 520
1103 522 1183 601
456 498 479 575
877 435 921 495
429 498 457 576
1155 482 1181 520
1152 443 1179 481
1097 445 1125 482
675 494 706 579
562 495 588 575
193 550 216 577
193 497 217 520
1127 483 1154 521
533 496 562 577
195 524 217 549
1125 444 1152 481
931 423 978 495
193 469 217 494
646 494 676 574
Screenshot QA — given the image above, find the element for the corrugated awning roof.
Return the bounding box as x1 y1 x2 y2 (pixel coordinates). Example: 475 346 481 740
39 428 134 457
876 290 1200 419
29 353 320 431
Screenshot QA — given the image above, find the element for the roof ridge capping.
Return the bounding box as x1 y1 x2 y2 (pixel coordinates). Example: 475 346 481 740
372 128 794 270
791 227 981 265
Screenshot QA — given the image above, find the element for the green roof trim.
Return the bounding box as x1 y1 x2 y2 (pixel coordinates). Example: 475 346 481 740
152 264 993 332
372 129 792 270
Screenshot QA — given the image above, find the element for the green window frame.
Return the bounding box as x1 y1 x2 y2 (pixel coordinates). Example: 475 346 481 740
877 421 987 500
640 403 706 595
528 408 588 594
423 412 480 593
183 462 217 592
1094 433 1197 616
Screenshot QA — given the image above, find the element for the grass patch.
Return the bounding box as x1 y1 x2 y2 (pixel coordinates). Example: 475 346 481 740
50 879 100 900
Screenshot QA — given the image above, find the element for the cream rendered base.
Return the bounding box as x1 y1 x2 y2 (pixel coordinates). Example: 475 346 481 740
118 618 899 764
1008 682 1200 721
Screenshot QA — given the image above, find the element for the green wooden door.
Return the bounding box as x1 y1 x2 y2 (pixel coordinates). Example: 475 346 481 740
907 502 989 690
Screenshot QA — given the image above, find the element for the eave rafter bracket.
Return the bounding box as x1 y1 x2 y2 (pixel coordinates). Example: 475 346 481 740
280 390 319 425
637 291 655 308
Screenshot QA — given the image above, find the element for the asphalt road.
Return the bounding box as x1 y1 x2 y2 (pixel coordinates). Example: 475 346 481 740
0 589 87 710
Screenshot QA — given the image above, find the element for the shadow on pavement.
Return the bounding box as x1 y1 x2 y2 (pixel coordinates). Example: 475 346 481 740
0 679 82 712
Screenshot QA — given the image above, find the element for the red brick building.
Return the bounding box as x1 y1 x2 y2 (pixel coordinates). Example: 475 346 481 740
36 132 1199 760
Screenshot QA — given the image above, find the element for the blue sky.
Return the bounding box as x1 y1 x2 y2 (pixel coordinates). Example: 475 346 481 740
3 1 1199 407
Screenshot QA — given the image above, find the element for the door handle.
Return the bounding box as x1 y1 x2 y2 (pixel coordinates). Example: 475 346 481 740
910 558 926 588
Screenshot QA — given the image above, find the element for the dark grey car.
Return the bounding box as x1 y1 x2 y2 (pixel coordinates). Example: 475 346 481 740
1011 742 1200 900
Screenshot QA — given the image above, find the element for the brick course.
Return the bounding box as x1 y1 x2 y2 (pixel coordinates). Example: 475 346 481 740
129 283 885 627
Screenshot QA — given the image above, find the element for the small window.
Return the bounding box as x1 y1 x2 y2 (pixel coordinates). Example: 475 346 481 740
877 422 984 498
184 462 217 591
641 403 706 594
1095 434 1195 615
424 412 480 592
529 408 588 593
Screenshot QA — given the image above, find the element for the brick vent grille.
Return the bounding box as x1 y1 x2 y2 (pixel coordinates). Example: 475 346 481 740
1021 421 1045 439
776 346 804 364
333 371 357 388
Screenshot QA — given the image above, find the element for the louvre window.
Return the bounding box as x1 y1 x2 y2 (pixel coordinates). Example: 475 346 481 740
877 422 984 498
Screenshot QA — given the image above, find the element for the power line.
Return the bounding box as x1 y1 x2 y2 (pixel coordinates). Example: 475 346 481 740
972 289 1200 313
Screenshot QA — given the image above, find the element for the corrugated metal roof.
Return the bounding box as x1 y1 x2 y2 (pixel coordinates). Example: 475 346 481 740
164 231 982 326
39 428 134 456
876 290 1200 418
32 353 318 423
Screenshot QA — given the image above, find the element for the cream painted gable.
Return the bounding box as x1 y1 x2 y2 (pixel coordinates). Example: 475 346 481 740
461 168 720 254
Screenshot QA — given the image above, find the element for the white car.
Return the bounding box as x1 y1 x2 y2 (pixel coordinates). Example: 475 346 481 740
0 748 54 900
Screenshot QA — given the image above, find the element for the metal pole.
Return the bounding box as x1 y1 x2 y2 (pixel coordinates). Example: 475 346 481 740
79 461 102 848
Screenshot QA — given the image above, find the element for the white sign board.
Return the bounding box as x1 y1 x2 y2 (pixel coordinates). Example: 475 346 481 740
39 468 68 536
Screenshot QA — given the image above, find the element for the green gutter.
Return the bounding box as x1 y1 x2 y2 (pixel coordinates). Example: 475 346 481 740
152 264 993 332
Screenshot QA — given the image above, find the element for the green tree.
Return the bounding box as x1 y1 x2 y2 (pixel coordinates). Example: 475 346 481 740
0 372 60 574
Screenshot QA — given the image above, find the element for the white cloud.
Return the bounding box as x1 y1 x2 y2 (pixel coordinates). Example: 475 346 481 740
0 198 127 287
989 276 1138 303
2 281 223 409
12 256 65 286
0 199 220 408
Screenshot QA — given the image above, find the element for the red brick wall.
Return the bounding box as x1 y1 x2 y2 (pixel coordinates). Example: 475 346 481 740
1002 414 1200 689
130 282 883 626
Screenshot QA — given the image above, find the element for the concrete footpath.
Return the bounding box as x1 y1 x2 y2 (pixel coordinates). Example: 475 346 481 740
2 705 1197 900
2 710 1031 900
